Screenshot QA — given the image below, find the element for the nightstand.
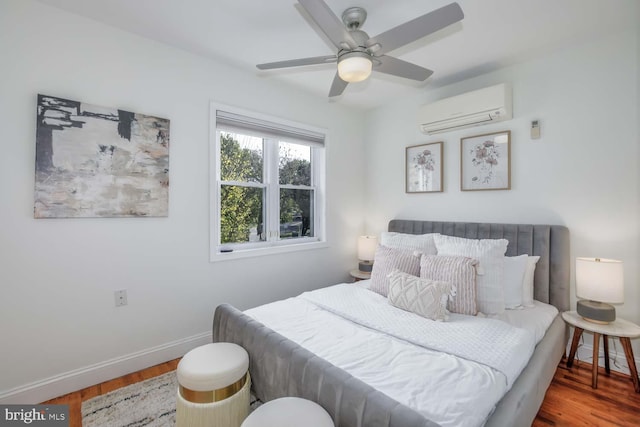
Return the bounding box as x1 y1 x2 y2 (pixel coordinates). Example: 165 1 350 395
349 269 371 282
562 310 640 392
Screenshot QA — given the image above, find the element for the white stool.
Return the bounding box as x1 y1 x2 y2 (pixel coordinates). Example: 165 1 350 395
241 397 334 427
176 343 251 427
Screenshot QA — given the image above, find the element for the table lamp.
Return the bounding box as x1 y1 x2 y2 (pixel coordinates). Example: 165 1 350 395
575 257 624 324
357 235 378 273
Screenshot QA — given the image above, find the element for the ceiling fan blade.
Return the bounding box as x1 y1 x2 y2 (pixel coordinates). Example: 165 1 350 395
368 2 464 56
298 0 358 50
375 56 433 81
257 55 337 70
329 72 348 97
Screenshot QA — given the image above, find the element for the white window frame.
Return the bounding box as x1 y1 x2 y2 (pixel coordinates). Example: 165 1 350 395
210 103 327 261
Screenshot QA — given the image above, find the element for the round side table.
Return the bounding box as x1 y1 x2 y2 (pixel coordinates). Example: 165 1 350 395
349 269 371 282
562 310 640 393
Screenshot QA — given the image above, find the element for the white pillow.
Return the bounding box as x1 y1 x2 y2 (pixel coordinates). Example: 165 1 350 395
434 234 509 314
387 270 452 321
521 256 540 307
504 255 529 309
380 232 439 255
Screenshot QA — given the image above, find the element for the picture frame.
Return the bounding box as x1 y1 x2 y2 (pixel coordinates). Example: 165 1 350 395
34 94 170 218
406 142 443 193
460 130 510 191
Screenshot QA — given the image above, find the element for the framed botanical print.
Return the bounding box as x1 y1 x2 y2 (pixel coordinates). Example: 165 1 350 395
406 142 443 193
460 130 510 191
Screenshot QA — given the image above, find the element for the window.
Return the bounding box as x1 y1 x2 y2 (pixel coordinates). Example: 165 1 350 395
210 104 326 260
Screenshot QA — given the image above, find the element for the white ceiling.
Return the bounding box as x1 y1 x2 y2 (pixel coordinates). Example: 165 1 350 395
36 0 638 110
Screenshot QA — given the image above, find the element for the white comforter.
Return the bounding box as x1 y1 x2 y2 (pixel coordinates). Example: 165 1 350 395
245 283 557 427
301 284 535 387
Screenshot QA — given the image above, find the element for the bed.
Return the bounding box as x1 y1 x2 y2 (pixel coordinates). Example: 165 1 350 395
213 220 570 427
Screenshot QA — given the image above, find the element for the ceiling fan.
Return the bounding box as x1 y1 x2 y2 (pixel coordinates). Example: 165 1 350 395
256 0 464 97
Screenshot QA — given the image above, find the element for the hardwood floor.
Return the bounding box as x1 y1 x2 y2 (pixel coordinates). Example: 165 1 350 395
534 360 640 426
42 358 638 427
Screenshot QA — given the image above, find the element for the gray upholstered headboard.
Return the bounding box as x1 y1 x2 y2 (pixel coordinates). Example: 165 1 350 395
388 220 570 312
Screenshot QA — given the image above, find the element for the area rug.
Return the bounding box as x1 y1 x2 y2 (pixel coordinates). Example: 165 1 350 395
82 371 262 426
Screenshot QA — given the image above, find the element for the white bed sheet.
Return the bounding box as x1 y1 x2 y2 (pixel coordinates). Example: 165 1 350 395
245 282 558 427
489 301 559 343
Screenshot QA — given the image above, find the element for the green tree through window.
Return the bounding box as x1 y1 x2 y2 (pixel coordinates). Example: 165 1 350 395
219 134 313 244
279 143 312 238
220 133 264 244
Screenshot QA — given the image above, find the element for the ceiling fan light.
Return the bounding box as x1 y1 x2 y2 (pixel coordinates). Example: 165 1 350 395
338 53 372 83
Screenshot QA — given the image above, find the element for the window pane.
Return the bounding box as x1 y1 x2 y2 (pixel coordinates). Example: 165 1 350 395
279 142 311 186
280 188 314 239
220 185 265 244
220 132 263 183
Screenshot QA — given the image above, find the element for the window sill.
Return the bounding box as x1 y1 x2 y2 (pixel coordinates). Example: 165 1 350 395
210 240 328 262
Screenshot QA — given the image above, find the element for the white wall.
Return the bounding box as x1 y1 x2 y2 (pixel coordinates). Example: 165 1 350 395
0 0 365 402
364 30 640 362
2 0 638 403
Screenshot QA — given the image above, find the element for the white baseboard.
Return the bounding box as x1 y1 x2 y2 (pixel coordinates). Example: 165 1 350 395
567 339 640 376
0 331 211 405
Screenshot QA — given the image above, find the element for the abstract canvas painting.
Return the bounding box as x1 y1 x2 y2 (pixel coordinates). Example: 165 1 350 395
34 94 170 218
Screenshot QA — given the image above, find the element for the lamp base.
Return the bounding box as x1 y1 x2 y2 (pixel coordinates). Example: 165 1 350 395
577 300 616 324
358 261 373 273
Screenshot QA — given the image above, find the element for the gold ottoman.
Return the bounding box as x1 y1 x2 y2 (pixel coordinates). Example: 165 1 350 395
176 343 250 427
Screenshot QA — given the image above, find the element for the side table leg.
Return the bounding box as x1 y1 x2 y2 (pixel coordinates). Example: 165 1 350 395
567 327 583 368
620 337 640 393
603 334 610 374
592 333 600 389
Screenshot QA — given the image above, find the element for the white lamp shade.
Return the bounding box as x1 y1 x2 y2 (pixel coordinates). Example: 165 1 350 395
575 257 624 303
357 235 378 261
337 53 372 83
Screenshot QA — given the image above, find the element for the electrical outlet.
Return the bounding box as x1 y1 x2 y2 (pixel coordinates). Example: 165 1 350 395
114 290 128 307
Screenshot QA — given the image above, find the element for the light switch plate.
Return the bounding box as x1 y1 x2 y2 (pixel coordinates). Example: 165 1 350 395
531 120 540 139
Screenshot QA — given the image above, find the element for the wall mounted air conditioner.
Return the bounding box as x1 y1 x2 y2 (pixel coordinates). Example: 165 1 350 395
418 83 512 135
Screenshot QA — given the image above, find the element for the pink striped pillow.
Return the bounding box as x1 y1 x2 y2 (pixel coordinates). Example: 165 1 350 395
420 255 479 315
370 245 421 297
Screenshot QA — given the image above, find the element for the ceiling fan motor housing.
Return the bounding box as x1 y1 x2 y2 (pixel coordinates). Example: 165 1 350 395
339 29 373 56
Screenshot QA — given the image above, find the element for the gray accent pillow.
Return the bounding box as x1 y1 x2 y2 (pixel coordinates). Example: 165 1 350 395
370 245 420 297
420 255 479 315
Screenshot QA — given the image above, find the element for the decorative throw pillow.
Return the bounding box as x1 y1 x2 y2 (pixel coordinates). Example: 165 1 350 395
369 245 421 297
420 254 479 315
434 235 509 315
521 256 540 307
504 254 529 309
387 270 452 321
380 232 439 255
